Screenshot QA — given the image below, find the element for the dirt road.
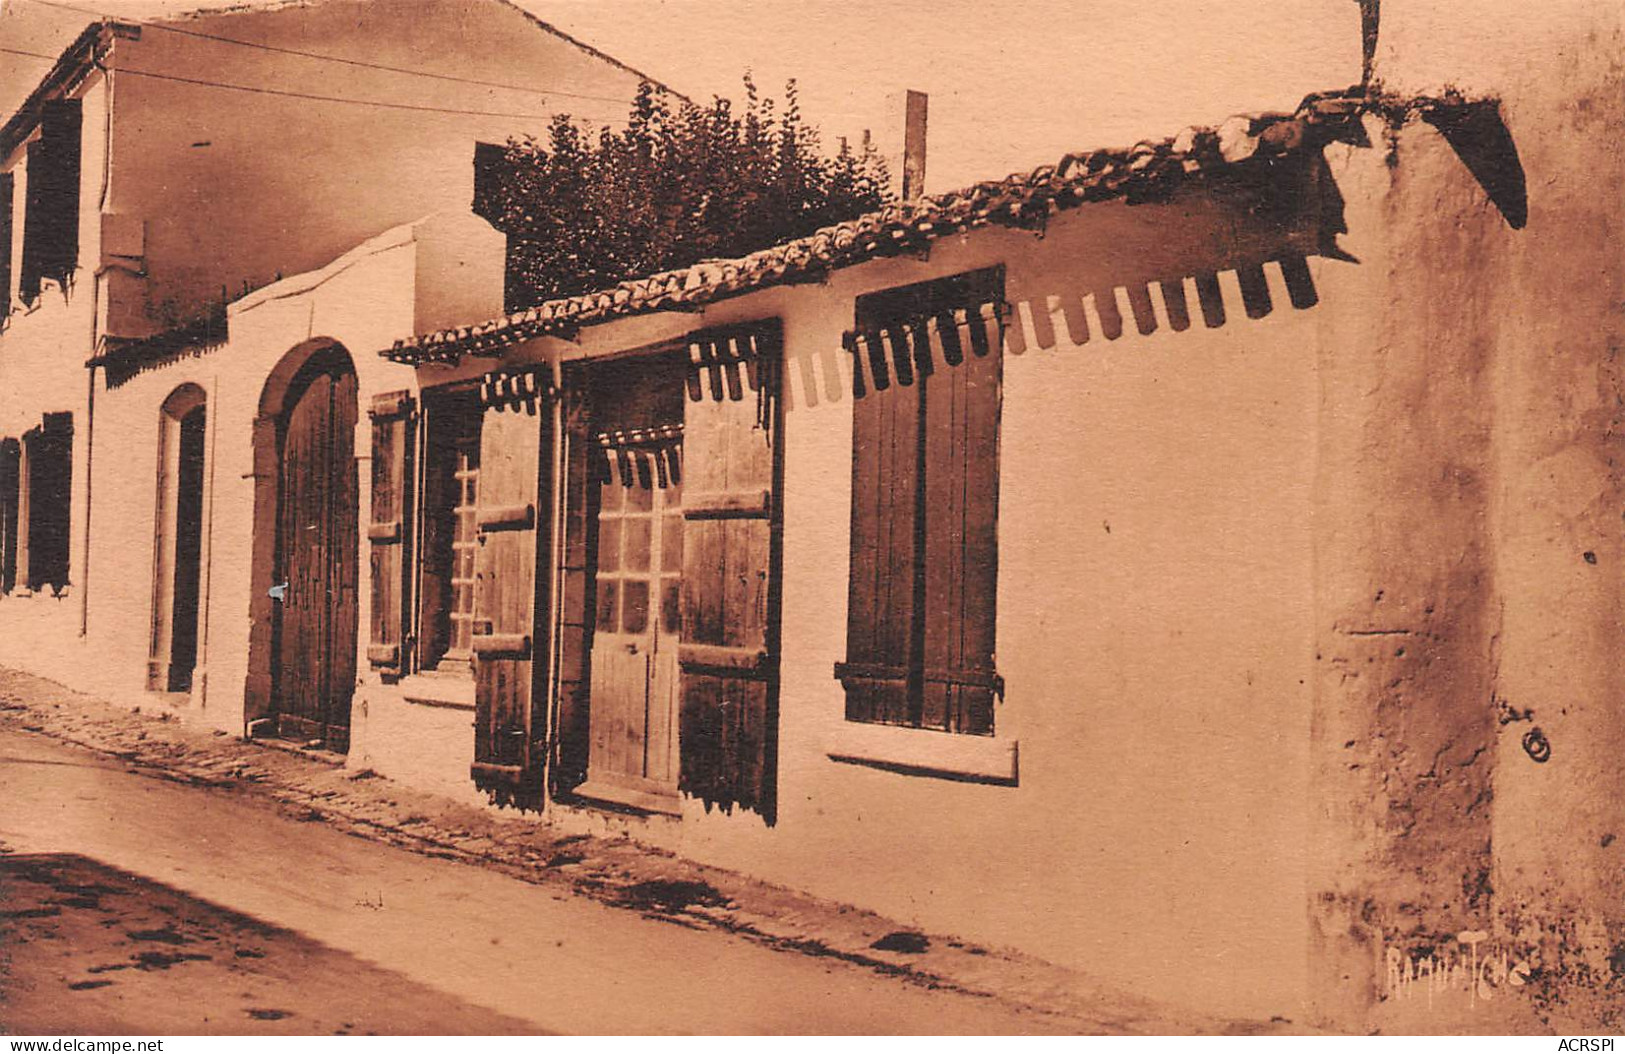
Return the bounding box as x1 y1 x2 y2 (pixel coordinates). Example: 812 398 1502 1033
1 851 536 1035
0 727 1078 1034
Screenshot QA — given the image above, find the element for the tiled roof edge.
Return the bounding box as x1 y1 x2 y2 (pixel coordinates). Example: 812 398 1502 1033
382 87 1470 367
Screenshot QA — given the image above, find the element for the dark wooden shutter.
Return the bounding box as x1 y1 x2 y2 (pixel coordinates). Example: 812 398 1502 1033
20 99 81 300
470 373 551 804
472 141 508 227
552 383 595 794
18 140 45 303
839 348 919 726
920 309 1001 734
0 173 13 320
0 438 18 594
25 412 72 594
43 100 81 279
837 268 1004 733
366 390 416 675
678 333 781 823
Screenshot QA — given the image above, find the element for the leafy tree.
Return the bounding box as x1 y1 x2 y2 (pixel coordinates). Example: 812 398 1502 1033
484 77 893 309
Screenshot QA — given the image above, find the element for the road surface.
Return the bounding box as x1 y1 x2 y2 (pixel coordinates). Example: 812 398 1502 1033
1 850 536 1035
0 727 1069 1034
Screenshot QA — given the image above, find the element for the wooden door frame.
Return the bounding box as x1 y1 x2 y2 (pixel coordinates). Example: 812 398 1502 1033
244 339 357 738
563 352 689 814
559 333 788 821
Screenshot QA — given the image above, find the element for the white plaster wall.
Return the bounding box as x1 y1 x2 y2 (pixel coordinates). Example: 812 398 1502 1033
20 225 449 736
512 203 1324 1019
104 0 653 330
0 72 109 686
1375 1 1622 101
1357 2 1625 1032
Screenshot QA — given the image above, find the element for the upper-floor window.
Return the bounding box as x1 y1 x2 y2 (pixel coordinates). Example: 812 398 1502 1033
19 98 82 304
836 268 1005 736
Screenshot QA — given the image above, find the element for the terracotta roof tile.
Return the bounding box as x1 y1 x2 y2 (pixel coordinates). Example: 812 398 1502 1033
384 87 1377 366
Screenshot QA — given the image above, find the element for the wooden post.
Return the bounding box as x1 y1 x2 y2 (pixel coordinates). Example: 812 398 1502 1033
902 89 927 201
876 89 929 202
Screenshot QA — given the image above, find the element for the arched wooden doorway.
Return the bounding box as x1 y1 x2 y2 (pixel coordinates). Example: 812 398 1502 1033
246 341 359 752
148 384 208 693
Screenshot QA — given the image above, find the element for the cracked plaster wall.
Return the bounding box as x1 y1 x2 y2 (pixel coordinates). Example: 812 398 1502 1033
1307 1 1625 1032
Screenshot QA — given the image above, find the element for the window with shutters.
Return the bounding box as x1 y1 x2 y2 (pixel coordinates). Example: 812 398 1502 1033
21 412 72 595
836 268 1003 737
418 389 482 673
19 99 82 304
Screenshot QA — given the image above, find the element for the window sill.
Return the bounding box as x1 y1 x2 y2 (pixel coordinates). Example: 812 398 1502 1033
570 779 682 817
2 586 71 600
825 721 1018 786
397 670 475 711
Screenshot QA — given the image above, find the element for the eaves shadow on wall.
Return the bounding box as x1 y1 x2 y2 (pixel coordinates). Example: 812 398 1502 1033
777 100 1528 414
777 150 1357 412
93 302 229 391
1420 100 1527 231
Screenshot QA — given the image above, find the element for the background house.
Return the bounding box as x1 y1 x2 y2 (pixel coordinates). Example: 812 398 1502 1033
0 1 658 737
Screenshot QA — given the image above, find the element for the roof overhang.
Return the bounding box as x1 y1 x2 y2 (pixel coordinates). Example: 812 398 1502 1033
383 87 1383 369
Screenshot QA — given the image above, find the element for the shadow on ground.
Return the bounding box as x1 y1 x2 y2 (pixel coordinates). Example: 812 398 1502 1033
0 853 539 1036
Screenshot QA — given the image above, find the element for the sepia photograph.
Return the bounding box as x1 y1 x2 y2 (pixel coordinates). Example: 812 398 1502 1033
0 0 1620 1040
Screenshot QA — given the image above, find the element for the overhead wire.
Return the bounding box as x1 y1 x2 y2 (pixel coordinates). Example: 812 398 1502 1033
17 0 643 119
1 45 62 61
112 65 621 122
24 0 642 107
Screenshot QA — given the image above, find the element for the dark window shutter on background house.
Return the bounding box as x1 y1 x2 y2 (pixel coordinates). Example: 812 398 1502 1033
0 438 19 593
0 172 14 319
469 375 551 805
471 141 507 227
678 328 782 823
20 99 82 300
18 141 45 302
366 391 416 674
24 412 72 594
838 268 1003 734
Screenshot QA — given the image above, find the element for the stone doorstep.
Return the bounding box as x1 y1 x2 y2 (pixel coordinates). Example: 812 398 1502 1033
0 667 1286 1035
244 728 348 766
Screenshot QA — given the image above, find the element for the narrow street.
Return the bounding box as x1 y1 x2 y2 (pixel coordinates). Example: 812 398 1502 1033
0 851 535 1035
0 728 1072 1035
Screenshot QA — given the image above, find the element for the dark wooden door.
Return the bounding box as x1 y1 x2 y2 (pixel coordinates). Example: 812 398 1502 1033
274 365 359 752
